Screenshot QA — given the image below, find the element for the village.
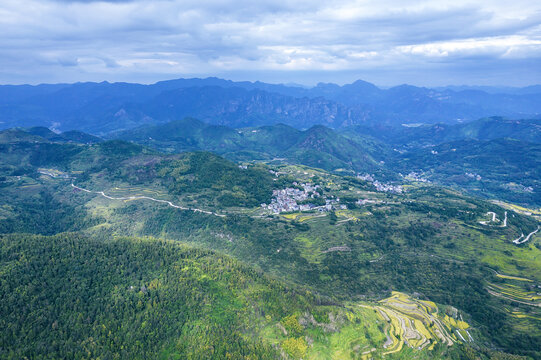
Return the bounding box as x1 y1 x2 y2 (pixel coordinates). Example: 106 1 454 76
357 173 404 193
261 182 347 214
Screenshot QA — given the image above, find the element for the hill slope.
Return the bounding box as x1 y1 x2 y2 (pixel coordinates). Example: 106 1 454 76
344 117 541 147
114 118 388 174
394 138 541 205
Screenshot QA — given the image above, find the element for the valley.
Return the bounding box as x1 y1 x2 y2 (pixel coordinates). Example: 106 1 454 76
2 0 541 357
1 128 539 358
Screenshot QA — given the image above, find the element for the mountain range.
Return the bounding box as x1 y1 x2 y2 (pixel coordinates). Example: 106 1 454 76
4 114 538 206
1 77 540 135
110 116 540 205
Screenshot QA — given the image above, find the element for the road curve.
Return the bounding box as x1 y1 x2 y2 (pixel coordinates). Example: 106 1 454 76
71 183 226 217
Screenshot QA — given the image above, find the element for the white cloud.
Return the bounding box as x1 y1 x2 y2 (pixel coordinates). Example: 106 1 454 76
0 0 540 85
397 36 541 58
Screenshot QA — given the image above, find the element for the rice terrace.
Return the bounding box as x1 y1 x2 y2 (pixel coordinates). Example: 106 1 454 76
359 292 473 357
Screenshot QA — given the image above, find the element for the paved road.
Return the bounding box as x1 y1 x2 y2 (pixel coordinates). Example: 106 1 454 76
71 183 226 217
513 226 540 244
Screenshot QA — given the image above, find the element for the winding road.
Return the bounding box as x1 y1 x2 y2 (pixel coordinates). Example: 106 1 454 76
513 226 540 245
479 211 507 226
71 183 226 217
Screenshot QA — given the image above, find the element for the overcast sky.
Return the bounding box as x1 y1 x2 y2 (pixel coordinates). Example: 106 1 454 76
1 0 540 86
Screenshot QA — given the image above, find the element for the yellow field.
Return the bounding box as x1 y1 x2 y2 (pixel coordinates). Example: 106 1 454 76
487 283 541 305
360 292 473 355
496 274 533 282
336 210 359 222
282 212 302 220
492 200 541 215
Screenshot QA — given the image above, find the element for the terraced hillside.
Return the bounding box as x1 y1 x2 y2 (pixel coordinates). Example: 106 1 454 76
361 292 473 355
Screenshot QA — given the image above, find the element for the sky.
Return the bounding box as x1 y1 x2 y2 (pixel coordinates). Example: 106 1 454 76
1 0 540 87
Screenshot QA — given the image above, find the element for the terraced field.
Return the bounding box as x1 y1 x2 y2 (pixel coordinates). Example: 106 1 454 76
281 212 326 222
361 292 473 356
487 282 541 307
496 274 533 282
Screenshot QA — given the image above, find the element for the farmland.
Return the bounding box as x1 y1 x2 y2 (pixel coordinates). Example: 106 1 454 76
360 292 473 356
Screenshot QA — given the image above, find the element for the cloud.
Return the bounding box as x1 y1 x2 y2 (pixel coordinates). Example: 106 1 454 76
0 0 540 85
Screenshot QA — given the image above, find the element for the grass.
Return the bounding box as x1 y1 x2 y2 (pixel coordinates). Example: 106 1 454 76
294 235 323 264
492 200 541 215
305 306 385 360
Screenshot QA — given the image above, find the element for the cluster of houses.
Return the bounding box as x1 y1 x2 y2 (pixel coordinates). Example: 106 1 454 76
373 181 403 193
262 182 346 214
465 172 482 181
357 173 375 182
404 172 430 183
358 173 404 194
356 198 383 206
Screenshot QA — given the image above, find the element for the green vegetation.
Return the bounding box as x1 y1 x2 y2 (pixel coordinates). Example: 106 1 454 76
156 152 276 207
393 138 541 205
0 130 539 359
114 118 389 175
0 233 292 359
0 233 479 360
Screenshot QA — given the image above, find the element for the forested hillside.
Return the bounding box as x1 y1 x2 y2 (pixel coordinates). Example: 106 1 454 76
113 118 388 174
342 117 541 147
0 233 313 359
0 128 539 359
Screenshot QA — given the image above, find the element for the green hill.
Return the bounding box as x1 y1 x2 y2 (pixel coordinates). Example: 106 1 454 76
343 117 541 147
394 138 541 205
0 126 102 145
0 233 329 359
284 125 386 173
114 118 388 174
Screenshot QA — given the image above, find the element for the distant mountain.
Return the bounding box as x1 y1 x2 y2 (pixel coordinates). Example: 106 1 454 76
0 126 101 145
343 117 541 147
25 126 102 144
114 118 389 174
140 86 369 130
1 77 540 134
437 85 541 95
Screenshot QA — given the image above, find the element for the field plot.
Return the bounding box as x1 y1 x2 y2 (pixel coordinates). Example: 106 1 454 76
496 273 533 282
335 210 360 224
487 281 541 307
362 292 472 355
507 309 541 321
